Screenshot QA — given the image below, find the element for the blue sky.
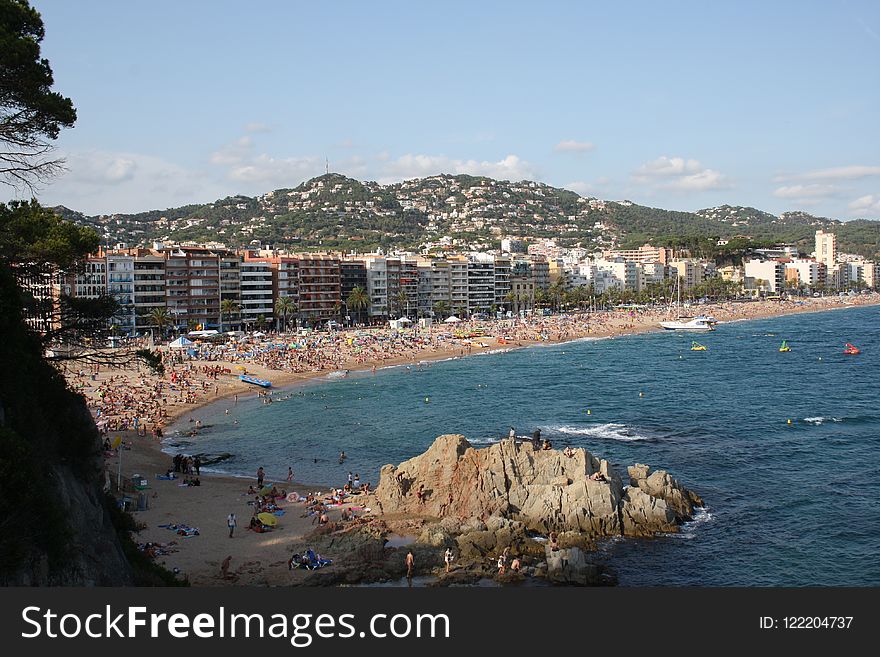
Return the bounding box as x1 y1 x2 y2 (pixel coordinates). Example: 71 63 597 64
26 0 880 219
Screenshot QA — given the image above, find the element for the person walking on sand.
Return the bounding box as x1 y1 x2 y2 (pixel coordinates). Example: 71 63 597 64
257 466 264 488
227 513 236 538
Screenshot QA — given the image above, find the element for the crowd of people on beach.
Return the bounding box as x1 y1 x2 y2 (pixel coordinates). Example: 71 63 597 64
67 295 876 445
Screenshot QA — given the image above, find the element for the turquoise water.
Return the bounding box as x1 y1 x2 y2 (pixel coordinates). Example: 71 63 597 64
168 305 880 586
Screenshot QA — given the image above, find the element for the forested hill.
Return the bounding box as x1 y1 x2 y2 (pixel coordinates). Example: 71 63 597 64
56 173 880 259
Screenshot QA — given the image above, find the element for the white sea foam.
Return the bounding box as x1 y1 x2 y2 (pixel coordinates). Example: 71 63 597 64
549 423 654 442
803 416 844 425
678 505 714 539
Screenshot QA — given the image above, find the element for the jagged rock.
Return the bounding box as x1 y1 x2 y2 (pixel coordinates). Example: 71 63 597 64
417 525 454 548
620 486 678 536
375 435 701 539
545 546 600 585
628 464 704 518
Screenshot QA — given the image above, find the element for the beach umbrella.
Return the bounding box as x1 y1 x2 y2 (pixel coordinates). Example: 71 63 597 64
259 485 273 496
257 512 278 526
169 336 194 348
397 316 413 323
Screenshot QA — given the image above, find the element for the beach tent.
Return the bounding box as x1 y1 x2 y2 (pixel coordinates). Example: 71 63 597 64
257 512 278 527
444 315 462 323
396 316 413 324
168 336 193 348
252 331 266 337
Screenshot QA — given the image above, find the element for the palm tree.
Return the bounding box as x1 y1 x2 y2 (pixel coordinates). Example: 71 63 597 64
432 300 450 320
503 290 517 315
274 295 297 333
347 286 370 325
148 307 171 340
220 299 240 332
395 290 408 318
550 276 567 313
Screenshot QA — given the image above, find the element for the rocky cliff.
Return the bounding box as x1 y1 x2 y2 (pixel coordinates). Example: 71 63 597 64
375 434 702 538
0 266 133 586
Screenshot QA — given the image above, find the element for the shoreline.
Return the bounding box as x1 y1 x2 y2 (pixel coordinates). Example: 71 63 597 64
81 295 879 586
163 295 880 428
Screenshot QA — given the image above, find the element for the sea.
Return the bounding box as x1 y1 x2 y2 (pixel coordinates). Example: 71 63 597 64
166 304 880 586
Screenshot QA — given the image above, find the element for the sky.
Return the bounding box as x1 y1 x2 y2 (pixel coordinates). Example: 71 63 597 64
20 0 880 219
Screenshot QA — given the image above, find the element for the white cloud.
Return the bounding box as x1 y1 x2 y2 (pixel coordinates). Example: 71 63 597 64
379 153 537 183
663 169 729 192
563 181 593 195
243 122 272 133
38 149 226 215
773 184 839 200
554 140 595 153
775 165 880 182
209 136 254 166
848 194 880 216
633 156 730 192
634 156 702 179
228 153 321 185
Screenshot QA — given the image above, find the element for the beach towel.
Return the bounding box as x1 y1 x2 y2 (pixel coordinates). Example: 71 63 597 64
273 510 285 516
156 474 175 480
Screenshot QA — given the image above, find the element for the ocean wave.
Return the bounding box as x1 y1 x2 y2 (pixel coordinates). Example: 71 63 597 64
547 423 655 442
675 505 714 539
803 416 844 425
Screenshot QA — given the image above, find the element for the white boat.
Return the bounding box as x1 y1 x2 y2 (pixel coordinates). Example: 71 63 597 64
659 317 715 331
658 277 716 331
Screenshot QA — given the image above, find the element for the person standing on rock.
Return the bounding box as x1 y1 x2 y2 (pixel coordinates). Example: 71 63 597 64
406 550 414 580
444 548 454 573
508 426 516 440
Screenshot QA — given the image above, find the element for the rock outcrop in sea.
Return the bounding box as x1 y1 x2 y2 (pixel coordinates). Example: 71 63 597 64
374 434 703 538
283 435 704 587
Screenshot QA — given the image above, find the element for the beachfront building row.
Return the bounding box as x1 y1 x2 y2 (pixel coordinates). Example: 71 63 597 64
740 230 880 293
48 247 555 335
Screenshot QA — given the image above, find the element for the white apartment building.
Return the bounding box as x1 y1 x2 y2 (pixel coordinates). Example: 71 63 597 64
815 230 836 268
132 251 166 334
450 259 469 315
239 260 274 324
744 259 786 293
467 259 495 314
785 258 822 288
105 253 135 333
493 255 512 309
669 259 705 291
362 256 389 318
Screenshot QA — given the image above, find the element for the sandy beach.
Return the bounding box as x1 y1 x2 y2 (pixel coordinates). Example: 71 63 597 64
75 294 880 585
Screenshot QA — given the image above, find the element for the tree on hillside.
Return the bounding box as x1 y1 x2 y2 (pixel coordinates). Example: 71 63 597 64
0 0 77 191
